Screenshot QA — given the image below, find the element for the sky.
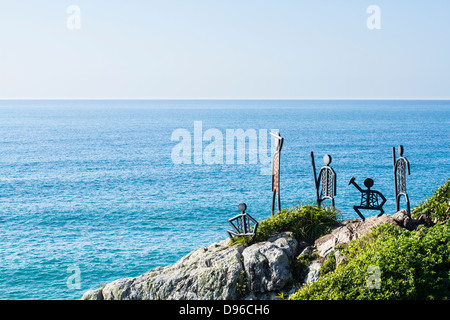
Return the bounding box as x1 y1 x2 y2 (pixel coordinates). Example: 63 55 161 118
0 0 449 100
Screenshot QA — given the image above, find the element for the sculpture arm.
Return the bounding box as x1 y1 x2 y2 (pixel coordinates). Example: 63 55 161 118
348 176 363 192
331 168 337 196
379 191 387 207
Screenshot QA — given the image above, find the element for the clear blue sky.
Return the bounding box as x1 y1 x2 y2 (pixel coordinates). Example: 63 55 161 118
0 0 449 99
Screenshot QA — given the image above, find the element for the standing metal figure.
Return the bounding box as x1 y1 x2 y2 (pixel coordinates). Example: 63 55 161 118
348 177 386 221
270 132 284 216
393 145 411 216
227 203 259 241
311 152 337 207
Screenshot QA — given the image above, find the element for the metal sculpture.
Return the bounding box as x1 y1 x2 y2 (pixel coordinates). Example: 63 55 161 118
348 177 386 221
270 132 284 216
227 203 259 241
393 145 411 216
311 152 337 207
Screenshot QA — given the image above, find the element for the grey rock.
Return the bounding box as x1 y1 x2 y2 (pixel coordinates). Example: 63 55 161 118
242 232 298 293
81 232 298 300
314 214 398 258
244 291 280 300
417 213 433 227
304 261 322 284
297 241 309 253
81 287 103 300
82 239 246 300
403 216 419 230
393 209 431 230
299 246 313 256
334 250 346 266
393 209 409 225
81 214 403 301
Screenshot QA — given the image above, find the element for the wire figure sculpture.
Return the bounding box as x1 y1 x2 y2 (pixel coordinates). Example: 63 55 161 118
311 152 337 208
270 132 284 216
348 177 386 221
393 145 411 216
227 203 259 241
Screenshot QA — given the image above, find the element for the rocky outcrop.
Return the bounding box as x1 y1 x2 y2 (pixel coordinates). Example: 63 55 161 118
82 239 245 300
82 213 417 301
298 214 400 286
393 209 433 230
242 232 298 294
81 232 299 300
304 262 322 284
313 214 398 258
301 211 437 284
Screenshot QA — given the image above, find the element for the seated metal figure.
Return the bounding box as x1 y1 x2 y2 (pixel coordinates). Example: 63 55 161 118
227 203 259 241
311 152 337 208
348 177 386 221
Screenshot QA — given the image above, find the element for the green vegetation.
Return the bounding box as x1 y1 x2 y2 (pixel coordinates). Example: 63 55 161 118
228 235 252 247
291 178 450 300
275 291 289 300
320 253 337 276
228 203 341 246
235 270 249 295
253 204 341 244
412 178 450 222
228 179 450 300
291 249 319 284
291 222 450 300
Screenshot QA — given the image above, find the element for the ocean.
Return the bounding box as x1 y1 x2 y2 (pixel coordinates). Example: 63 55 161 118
0 100 449 299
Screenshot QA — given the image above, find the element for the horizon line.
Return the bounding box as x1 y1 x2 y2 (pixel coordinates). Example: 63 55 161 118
1 98 450 101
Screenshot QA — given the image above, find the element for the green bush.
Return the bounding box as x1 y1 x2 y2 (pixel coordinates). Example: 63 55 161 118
253 204 341 244
228 203 341 246
412 178 450 222
290 221 450 300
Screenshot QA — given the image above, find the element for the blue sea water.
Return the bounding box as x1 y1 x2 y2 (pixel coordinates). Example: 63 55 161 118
0 100 449 300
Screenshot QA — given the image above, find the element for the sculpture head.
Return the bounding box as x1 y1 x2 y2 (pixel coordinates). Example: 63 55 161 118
323 154 332 166
238 203 247 213
364 178 374 189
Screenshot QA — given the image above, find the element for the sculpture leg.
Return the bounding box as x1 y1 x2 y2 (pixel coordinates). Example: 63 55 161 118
397 193 411 217
377 207 385 217
277 191 281 214
395 194 400 213
316 197 322 208
354 206 366 221
404 193 411 217
272 191 276 216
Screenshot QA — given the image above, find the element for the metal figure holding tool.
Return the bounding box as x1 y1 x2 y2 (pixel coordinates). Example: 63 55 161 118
348 177 386 221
